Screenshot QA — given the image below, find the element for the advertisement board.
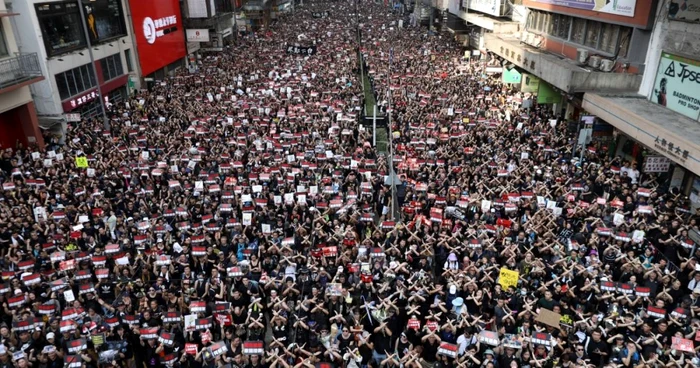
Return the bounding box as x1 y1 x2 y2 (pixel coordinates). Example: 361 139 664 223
502 68 522 84
128 0 186 76
652 52 700 121
669 0 700 23
521 74 540 93
468 0 504 17
186 29 211 42
530 0 636 17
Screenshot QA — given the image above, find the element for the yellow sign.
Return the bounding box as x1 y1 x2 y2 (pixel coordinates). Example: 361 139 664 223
499 268 519 289
462 118 470 123
75 156 88 168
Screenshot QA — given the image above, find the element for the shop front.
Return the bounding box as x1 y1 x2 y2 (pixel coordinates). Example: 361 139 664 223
61 74 128 119
583 93 700 210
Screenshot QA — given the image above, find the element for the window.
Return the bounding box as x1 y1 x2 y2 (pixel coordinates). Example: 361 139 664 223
617 27 632 58
599 23 619 54
83 0 127 43
570 18 586 44
124 49 133 72
557 15 571 39
55 63 97 100
100 53 124 81
36 2 86 57
585 21 601 48
0 23 8 57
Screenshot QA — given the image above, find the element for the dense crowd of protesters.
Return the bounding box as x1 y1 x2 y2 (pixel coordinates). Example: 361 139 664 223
1 0 700 368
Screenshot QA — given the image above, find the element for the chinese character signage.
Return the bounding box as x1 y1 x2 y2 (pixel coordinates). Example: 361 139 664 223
286 45 317 56
529 0 636 17
128 0 186 76
643 156 672 173
669 0 700 23
652 53 700 121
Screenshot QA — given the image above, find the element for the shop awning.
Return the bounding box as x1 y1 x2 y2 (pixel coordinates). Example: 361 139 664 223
583 93 700 176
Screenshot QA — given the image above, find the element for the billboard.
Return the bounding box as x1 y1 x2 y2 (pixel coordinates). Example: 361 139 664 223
669 0 700 23
652 52 700 121
468 0 505 17
529 0 636 17
186 29 211 42
128 0 186 76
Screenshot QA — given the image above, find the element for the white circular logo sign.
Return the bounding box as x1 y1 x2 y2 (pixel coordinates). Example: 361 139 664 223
143 17 156 44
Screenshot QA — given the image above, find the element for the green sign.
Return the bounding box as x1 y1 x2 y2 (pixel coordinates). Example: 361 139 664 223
537 81 561 105
502 68 522 84
521 73 540 93
652 53 700 121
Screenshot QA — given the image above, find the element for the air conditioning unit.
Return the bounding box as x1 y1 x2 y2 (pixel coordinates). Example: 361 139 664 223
599 59 615 72
576 49 589 65
588 55 602 69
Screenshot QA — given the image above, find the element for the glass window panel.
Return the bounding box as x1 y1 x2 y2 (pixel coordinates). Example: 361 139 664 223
35 2 86 56
113 55 123 76
571 18 586 44
65 70 78 97
56 74 70 100
599 23 619 54
552 14 561 36
83 0 127 44
125 49 133 72
545 13 553 35
558 15 571 39
536 12 544 32
585 21 600 49
86 64 96 87
617 27 632 58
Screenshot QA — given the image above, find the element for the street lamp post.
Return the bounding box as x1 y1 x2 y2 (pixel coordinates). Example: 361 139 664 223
77 0 110 131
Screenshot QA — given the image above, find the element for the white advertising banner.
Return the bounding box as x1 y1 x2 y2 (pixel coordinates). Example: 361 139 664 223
467 0 504 17
652 52 700 121
530 0 636 17
186 29 211 42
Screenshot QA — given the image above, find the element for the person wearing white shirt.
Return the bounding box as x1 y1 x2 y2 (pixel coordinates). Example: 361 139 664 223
687 273 700 291
456 329 477 355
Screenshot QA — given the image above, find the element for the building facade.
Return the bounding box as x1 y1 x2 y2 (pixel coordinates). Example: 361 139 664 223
0 1 45 149
582 0 700 210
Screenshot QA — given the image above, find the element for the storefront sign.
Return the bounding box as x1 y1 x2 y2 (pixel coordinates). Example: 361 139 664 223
128 0 187 76
652 52 700 121
643 156 672 173
67 91 99 110
65 113 81 123
502 68 522 84
186 29 210 42
668 0 700 23
530 0 636 17
521 74 540 93
468 0 504 17
654 136 690 162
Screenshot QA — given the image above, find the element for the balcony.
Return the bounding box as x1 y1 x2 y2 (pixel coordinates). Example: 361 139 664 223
0 53 44 93
484 33 642 93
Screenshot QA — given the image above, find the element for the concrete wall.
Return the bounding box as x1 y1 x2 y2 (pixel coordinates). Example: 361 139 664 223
639 1 700 99
0 2 35 115
13 0 135 116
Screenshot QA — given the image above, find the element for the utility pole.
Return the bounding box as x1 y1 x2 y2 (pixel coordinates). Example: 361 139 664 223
77 0 110 130
388 48 397 222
